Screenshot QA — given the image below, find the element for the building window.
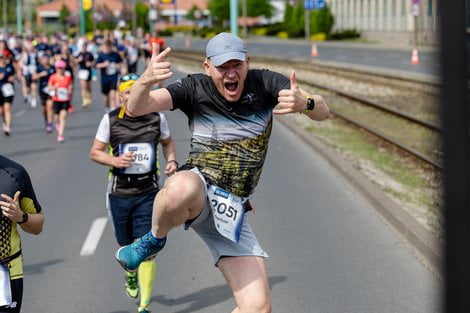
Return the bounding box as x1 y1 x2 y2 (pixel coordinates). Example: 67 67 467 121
384 0 388 16
402 0 407 16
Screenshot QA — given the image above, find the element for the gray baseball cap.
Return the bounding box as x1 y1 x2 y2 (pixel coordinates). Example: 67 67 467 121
205 32 247 66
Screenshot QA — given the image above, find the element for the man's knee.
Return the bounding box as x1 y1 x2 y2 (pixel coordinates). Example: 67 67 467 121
238 296 271 313
160 171 205 211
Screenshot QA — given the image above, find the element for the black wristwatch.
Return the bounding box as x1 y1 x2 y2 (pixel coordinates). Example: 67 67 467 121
305 96 315 112
18 212 29 224
168 160 179 167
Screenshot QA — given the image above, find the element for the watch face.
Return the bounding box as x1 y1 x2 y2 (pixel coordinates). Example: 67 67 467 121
307 98 315 111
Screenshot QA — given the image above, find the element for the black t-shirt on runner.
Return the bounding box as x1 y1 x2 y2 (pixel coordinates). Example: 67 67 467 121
166 69 289 197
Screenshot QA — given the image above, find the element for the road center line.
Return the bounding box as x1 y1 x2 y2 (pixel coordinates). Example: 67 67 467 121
14 109 27 117
80 217 108 256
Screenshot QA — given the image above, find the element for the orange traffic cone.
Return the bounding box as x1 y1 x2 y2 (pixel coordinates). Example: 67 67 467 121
411 48 419 65
311 43 319 57
185 36 191 48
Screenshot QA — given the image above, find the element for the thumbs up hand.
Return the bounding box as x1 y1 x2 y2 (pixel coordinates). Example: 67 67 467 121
273 71 308 115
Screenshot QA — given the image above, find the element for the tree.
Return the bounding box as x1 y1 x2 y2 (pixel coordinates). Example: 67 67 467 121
187 4 201 21
208 0 274 25
59 4 71 31
135 1 149 32
208 0 230 25
246 0 274 19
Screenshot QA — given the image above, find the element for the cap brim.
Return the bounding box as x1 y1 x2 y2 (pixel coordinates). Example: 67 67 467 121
210 52 246 66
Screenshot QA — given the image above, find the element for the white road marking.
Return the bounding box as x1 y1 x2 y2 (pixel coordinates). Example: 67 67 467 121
14 109 27 117
80 217 108 256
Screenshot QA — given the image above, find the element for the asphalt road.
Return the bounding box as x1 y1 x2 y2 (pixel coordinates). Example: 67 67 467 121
1 67 440 312
165 36 439 77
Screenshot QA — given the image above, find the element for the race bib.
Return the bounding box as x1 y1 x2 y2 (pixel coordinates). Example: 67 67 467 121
119 143 155 174
106 62 116 75
1 83 14 97
78 69 89 80
0 264 12 306
27 64 36 74
56 87 69 101
207 184 245 243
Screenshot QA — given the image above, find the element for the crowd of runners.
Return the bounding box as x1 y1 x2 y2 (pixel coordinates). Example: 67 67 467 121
0 29 165 143
2 29 330 313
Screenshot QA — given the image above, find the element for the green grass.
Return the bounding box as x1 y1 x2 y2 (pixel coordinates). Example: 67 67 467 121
306 118 442 235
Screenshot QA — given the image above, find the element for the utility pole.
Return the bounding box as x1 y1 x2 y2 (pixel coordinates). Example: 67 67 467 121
3 0 7 31
25 0 31 33
229 0 238 36
131 0 136 32
242 0 247 38
149 0 157 34
80 0 86 35
16 0 22 34
305 9 310 40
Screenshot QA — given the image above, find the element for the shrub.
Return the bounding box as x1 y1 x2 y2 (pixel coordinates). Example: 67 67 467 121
277 31 289 39
330 28 361 40
253 27 267 36
264 23 286 36
311 32 327 41
158 29 173 36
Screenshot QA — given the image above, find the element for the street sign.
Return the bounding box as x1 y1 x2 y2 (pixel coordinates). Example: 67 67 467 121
411 0 420 16
83 0 93 11
149 9 158 21
304 0 325 10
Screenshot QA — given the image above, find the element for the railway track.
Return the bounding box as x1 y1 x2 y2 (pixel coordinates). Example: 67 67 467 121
169 49 442 170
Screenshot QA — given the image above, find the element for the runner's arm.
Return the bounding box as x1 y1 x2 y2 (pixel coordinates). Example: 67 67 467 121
160 136 177 176
274 71 330 121
19 212 44 235
89 139 133 169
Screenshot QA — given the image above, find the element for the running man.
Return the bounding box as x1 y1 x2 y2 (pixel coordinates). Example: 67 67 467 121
0 52 16 136
90 73 178 313
47 60 72 143
19 43 38 108
33 54 55 133
75 41 94 108
95 40 122 111
0 155 45 312
115 33 330 312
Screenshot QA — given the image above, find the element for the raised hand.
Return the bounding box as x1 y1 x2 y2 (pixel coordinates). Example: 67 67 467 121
273 71 307 115
141 43 173 86
0 191 22 223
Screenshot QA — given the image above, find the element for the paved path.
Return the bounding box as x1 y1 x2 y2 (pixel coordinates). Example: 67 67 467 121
0 67 440 312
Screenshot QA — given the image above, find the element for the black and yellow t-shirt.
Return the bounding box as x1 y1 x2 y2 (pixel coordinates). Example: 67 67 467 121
167 69 290 197
0 155 42 279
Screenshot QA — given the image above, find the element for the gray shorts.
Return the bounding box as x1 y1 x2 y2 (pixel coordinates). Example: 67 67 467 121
185 168 269 265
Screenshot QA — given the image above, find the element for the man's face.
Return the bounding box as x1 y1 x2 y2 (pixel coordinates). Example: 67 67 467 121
119 89 131 105
204 56 250 102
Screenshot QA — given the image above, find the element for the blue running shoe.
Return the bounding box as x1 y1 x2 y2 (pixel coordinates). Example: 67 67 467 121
116 232 166 272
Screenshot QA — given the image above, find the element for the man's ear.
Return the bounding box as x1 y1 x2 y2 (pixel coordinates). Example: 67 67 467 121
203 59 211 76
246 54 251 66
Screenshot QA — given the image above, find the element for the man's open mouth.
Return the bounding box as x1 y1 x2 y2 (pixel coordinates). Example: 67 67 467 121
224 81 238 92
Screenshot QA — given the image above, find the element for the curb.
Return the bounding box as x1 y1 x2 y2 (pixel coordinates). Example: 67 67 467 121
276 115 443 278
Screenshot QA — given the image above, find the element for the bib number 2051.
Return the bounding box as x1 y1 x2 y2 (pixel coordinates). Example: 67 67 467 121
207 185 244 243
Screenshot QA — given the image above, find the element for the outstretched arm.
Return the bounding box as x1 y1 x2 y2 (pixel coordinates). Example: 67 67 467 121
127 44 174 116
274 71 330 121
